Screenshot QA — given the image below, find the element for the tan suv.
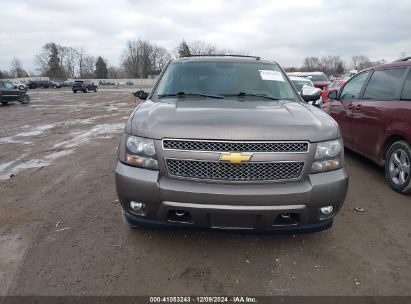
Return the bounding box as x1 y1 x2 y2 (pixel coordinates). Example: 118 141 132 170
115 55 348 232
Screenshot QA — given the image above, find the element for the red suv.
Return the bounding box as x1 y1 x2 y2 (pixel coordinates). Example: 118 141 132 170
323 58 411 194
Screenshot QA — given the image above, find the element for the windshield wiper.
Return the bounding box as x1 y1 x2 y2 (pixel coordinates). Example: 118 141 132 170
224 92 280 100
157 92 225 99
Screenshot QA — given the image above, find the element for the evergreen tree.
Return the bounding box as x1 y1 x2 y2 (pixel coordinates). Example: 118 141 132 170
178 40 191 58
336 62 345 76
46 42 64 79
95 56 108 79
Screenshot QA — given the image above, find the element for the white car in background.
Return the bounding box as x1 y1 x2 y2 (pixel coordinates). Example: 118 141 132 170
288 75 322 107
288 76 314 94
11 80 28 90
344 69 358 79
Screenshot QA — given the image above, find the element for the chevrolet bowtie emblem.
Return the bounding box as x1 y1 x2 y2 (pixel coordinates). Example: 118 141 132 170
220 152 252 165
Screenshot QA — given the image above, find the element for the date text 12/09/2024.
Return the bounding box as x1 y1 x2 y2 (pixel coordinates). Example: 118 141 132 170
149 296 257 303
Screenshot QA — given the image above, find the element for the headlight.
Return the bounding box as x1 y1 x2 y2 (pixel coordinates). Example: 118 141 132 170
118 134 158 170
311 139 343 173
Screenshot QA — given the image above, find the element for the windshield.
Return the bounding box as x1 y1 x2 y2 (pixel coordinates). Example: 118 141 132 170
4 82 14 89
291 79 313 92
307 74 329 82
154 60 298 101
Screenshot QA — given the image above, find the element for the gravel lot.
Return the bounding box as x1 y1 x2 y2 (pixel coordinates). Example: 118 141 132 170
0 89 410 296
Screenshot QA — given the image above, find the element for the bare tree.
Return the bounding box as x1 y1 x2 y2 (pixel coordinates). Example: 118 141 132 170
320 55 345 76
81 55 95 78
351 55 372 70
176 39 249 58
63 47 78 78
140 40 153 78
11 58 22 74
284 67 298 72
10 57 28 78
76 46 87 78
151 46 172 74
121 39 141 78
57 45 68 75
301 57 321 72
107 66 125 79
188 40 217 55
300 55 345 75
34 46 50 75
56 45 79 78
121 39 156 78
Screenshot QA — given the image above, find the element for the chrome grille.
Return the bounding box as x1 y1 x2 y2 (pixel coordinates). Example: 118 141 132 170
163 139 308 153
166 159 304 182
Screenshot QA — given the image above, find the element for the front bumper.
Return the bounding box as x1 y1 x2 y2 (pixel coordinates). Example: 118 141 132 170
115 162 348 232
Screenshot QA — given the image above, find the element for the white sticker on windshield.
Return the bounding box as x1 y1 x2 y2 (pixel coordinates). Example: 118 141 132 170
259 70 284 82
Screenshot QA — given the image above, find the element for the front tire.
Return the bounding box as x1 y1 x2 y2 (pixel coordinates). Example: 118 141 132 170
385 141 411 194
94 87 97 92
20 95 30 104
1 101 8 106
73 90 77 93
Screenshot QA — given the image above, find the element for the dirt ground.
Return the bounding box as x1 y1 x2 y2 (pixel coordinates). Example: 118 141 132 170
0 88 410 296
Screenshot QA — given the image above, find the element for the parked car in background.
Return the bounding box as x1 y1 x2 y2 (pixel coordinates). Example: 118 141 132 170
27 80 38 89
20 80 30 88
61 81 73 87
0 80 30 105
72 80 98 93
287 72 331 89
323 58 411 193
321 79 347 102
345 69 358 79
99 80 115 86
50 81 62 88
37 80 54 88
11 80 28 90
288 76 314 94
289 76 322 107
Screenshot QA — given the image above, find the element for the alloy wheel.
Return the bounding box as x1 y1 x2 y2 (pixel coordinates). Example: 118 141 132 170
389 149 410 186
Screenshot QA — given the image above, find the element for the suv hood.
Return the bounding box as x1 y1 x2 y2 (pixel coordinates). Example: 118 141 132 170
130 98 339 142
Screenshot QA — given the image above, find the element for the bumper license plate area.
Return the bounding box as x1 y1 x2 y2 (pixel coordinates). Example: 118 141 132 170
209 213 258 229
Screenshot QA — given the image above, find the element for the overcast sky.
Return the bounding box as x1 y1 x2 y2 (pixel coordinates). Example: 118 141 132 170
1 0 410 73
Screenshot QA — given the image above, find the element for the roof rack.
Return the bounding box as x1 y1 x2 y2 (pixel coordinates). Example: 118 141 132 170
393 56 411 62
182 54 261 60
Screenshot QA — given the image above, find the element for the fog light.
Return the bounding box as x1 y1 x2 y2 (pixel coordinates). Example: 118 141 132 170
130 201 143 210
320 205 334 215
129 201 145 215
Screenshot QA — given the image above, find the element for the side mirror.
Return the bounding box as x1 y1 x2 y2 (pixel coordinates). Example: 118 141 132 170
133 90 149 100
328 90 338 100
301 86 321 102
